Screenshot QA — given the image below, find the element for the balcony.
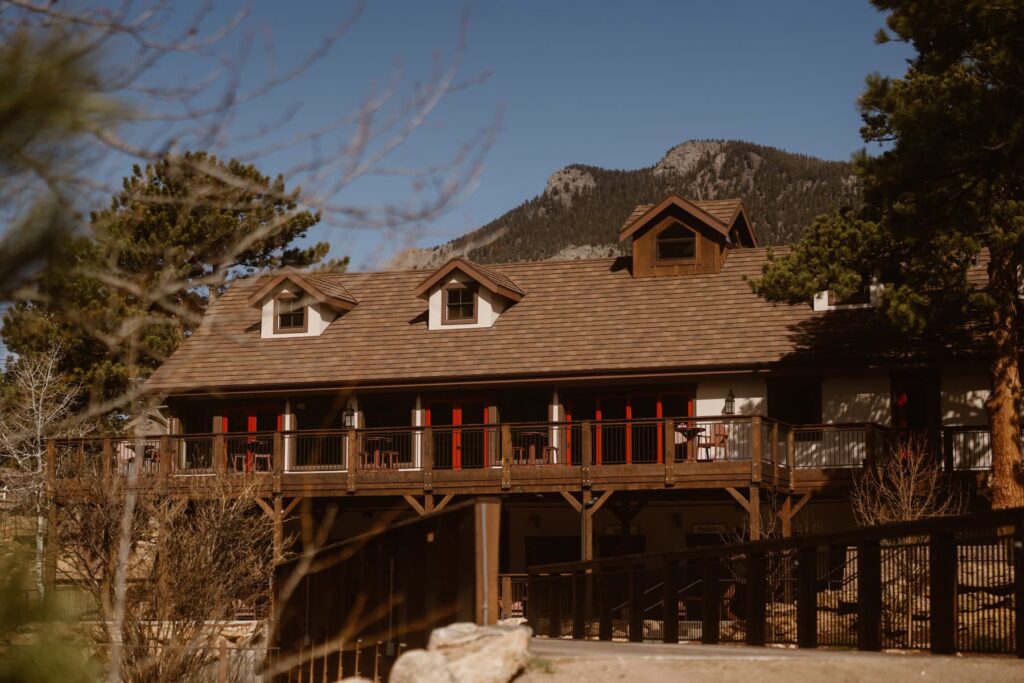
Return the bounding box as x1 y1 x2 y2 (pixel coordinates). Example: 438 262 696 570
49 417 1000 496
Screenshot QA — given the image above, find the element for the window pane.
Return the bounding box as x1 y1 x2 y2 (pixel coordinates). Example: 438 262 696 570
445 288 475 321
657 237 695 260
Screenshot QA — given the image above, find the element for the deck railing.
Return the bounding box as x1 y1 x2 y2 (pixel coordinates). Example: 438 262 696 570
51 417 1011 481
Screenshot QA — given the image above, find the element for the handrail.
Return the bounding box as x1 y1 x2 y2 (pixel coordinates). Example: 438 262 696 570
529 506 1024 575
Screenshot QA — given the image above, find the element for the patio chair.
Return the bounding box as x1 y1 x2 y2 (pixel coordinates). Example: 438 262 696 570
697 423 729 460
541 445 559 464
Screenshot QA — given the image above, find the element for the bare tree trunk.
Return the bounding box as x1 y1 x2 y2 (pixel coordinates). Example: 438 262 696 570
985 250 1024 509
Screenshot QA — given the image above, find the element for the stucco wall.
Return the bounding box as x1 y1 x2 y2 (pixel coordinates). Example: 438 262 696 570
427 273 504 330
940 371 989 426
821 373 891 425
695 376 766 416
260 297 334 338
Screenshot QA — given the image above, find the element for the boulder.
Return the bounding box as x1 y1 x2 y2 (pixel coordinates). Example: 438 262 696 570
427 622 531 683
388 649 453 683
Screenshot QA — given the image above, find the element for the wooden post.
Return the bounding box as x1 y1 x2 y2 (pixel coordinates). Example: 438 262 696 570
628 563 643 642
857 539 882 651
865 423 876 469
770 421 780 486
796 545 818 648
273 431 284 474
580 422 592 488
748 486 761 542
547 575 561 638
1014 521 1024 658
272 495 284 563
942 429 955 472
786 428 796 490
780 496 793 538
214 433 226 474
929 531 957 654
580 490 593 562
746 551 766 646
751 415 763 483
346 428 357 494
597 569 613 641
101 438 112 479
422 427 433 492
701 559 720 644
662 559 679 644
500 424 512 490
663 418 675 485
500 574 512 620
572 570 587 639
159 435 172 476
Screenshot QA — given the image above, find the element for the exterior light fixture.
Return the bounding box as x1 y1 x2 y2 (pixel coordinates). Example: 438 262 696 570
343 408 356 428
724 390 736 416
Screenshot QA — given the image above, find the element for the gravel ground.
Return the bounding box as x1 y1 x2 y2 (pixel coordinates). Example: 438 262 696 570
516 638 1024 682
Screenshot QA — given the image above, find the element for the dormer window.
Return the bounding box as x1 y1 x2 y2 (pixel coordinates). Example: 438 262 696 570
656 223 696 261
274 293 307 333
443 284 477 324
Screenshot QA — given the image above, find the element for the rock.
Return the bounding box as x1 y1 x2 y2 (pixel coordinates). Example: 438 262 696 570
336 678 374 683
428 622 531 683
388 649 454 683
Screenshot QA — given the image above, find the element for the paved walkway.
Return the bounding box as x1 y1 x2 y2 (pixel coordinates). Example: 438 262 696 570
517 638 1024 682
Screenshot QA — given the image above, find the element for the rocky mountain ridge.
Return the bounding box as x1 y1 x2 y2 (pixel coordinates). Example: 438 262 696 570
389 139 860 269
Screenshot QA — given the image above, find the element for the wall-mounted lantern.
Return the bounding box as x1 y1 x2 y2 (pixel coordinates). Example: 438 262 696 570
343 407 356 428
724 390 736 416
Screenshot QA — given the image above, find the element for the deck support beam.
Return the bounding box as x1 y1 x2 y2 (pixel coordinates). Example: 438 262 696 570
725 486 762 541
777 492 813 538
404 493 454 516
562 490 613 562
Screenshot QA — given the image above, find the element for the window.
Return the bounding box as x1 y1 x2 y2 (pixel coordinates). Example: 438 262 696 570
656 222 696 261
442 284 477 324
274 295 306 333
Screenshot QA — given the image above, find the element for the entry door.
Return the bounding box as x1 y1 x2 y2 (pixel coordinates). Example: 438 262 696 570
891 370 941 453
427 400 488 469
568 393 692 465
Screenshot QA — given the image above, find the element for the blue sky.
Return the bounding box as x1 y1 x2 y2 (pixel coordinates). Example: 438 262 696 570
129 1 911 269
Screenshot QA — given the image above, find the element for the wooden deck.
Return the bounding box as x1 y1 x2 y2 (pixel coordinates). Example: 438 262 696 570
50 416 993 500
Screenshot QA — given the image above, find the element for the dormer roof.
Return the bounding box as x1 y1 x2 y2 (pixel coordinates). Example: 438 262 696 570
246 268 358 312
619 194 757 247
413 257 525 302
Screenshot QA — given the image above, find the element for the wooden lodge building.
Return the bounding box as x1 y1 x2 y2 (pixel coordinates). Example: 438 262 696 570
57 194 996 575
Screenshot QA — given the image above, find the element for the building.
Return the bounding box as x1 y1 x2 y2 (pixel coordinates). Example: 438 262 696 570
58 194 995 576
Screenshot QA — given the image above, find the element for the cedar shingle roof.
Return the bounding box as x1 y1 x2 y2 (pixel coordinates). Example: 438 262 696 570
619 198 742 233
145 249 957 395
413 257 524 301
304 272 357 304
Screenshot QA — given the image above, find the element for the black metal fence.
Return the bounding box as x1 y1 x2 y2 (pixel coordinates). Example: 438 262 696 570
274 498 501 681
526 507 1024 656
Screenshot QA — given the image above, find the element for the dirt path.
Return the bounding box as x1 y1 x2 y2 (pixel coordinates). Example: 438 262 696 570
516 638 1024 682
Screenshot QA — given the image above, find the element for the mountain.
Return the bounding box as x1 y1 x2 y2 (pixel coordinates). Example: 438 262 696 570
389 140 861 269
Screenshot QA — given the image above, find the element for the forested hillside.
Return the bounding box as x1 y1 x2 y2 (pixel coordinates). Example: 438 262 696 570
390 140 860 268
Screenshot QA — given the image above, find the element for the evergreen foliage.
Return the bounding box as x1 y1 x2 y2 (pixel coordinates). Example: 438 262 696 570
753 0 1024 508
2 153 336 410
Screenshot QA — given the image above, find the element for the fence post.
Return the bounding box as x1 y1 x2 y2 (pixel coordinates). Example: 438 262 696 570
1014 521 1024 659
746 551 766 646
598 568 613 641
628 563 643 642
786 428 796 489
662 559 679 644
857 539 882 651
500 574 512 620
547 575 562 638
942 429 955 472
929 530 957 654
771 422 780 486
573 570 587 639
796 545 818 648
701 559 720 644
